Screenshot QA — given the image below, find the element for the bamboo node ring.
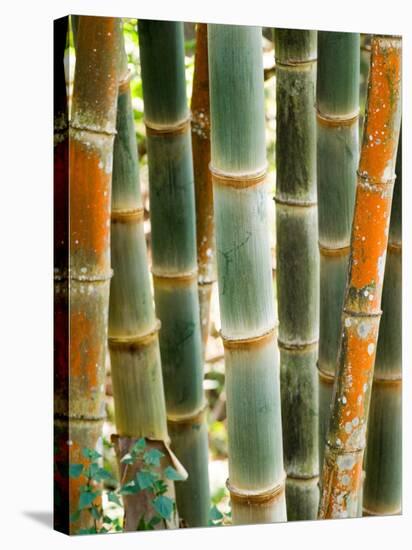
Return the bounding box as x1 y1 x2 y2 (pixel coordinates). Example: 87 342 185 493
318 243 350 257
118 69 132 93
70 122 117 137
226 473 286 505
210 163 268 189
144 116 191 136
167 403 208 426
316 108 359 127
357 170 396 187
275 194 317 208
108 319 161 349
221 327 277 350
277 338 318 352
111 207 144 222
151 269 198 283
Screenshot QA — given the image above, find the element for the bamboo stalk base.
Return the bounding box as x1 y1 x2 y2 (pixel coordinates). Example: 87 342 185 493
285 477 319 521
168 412 211 527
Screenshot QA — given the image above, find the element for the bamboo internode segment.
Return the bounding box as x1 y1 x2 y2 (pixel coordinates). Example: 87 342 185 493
139 20 210 527
318 35 402 520
209 24 286 524
316 32 360 474
58 16 122 534
274 29 319 521
191 25 214 351
363 131 402 516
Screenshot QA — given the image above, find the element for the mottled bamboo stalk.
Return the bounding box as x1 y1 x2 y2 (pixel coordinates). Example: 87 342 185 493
208 24 286 524
54 15 70 534
55 16 121 534
274 29 319 521
318 35 402 519
316 32 360 473
108 28 182 530
363 130 402 516
138 20 210 528
191 23 215 352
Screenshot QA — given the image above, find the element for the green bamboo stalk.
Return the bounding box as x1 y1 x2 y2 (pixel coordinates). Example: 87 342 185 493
274 29 319 521
316 32 359 475
55 16 121 534
107 27 184 530
208 24 286 524
359 34 371 140
191 23 215 352
138 20 210 528
363 130 402 517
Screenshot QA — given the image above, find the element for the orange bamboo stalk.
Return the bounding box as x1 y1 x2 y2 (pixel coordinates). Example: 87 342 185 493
318 35 402 519
191 23 215 350
60 16 121 533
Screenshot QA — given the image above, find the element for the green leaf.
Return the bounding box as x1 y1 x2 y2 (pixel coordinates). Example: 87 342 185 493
152 495 173 520
108 491 122 506
120 481 140 495
209 505 224 522
143 448 164 467
136 470 157 490
90 506 101 520
120 453 134 464
82 448 101 461
69 463 83 478
94 467 113 482
164 466 185 481
70 510 81 522
78 490 99 510
103 515 113 524
149 515 162 528
153 479 168 496
137 515 151 531
99 527 108 534
78 527 97 535
131 438 146 454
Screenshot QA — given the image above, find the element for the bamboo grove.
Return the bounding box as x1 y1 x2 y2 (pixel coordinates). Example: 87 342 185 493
54 16 402 534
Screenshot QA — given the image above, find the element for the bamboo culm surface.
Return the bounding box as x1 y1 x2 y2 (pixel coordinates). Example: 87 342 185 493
138 19 210 528
274 29 319 521
318 34 402 519
191 23 215 352
108 27 183 530
316 32 360 475
363 130 402 516
208 24 286 524
55 16 121 534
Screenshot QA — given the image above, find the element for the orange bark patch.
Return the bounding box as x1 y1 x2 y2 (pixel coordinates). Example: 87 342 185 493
350 183 392 307
69 138 112 275
359 37 401 182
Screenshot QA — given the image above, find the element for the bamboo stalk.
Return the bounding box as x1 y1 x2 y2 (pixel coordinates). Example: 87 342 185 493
191 23 215 352
138 20 210 528
274 29 319 521
363 129 402 516
53 15 70 534
208 24 286 524
316 32 360 473
108 27 183 530
55 16 121 533
318 35 402 519
359 34 371 141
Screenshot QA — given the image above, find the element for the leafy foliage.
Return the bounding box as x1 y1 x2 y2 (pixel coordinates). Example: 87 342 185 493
69 438 179 534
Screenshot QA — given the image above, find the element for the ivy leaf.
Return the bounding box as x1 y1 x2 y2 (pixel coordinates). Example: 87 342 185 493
164 466 185 481
70 510 81 522
78 527 97 535
149 515 162 528
90 506 101 520
143 448 164 467
120 453 134 465
69 463 83 478
120 481 140 495
152 495 173 520
94 467 113 482
131 438 146 455
82 448 101 461
153 479 168 496
103 515 113 524
79 491 99 510
137 515 152 531
136 470 157 490
108 491 122 506
209 505 224 522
